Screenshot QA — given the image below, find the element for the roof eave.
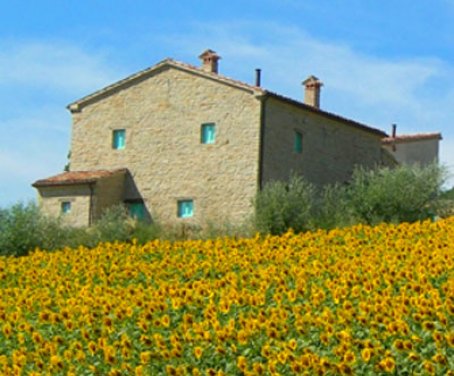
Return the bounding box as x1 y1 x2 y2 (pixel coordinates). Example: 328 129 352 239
382 133 443 145
32 179 98 188
264 92 388 138
67 59 263 112
32 168 128 188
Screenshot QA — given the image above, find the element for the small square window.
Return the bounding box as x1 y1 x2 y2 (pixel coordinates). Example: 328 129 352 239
177 200 194 218
294 131 303 154
201 123 216 144
112 129 126 149
61 201 71 214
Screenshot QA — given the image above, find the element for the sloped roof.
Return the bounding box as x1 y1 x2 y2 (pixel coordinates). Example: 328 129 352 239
67 59 263 112
32 169 127 188
265 91 387 137
382 133 442 145
68 57 388 137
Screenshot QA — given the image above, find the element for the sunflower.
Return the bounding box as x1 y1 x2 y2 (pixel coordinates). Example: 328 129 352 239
237 356 248 372
2 323 12 338
50 355 64 370
287 338 298 351
134 365 144 376
194 346 203 360
423 360 435 375
252 362 266 375
393 339 405 351
343 350 356 364
422 321 436 331
361 348 372 363
161 314 171 328
139 351 151 365
379 357 395 373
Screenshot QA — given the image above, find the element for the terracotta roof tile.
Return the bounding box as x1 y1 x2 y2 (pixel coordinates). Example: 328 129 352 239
32 169 127 188
382 133 442 144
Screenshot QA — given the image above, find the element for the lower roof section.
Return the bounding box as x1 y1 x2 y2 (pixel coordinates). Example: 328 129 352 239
32 168 128 188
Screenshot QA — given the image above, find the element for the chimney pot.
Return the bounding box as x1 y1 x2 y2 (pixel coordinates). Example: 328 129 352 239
199 49 221 74
302 75 323 109
255 68 261 87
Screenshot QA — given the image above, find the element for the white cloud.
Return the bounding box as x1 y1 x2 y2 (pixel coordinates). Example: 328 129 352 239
0 40 124 94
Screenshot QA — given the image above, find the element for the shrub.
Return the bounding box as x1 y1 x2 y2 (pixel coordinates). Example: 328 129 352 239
130 221 162 244
0 202 51 257
90 204 135 244
312 183 356 230
347 163 446 225
254 174 315 235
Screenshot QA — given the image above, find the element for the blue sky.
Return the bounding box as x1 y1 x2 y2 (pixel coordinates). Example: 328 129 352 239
1 0 454 207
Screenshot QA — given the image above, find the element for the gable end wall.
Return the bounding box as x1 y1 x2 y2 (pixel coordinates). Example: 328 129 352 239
69 68 262 225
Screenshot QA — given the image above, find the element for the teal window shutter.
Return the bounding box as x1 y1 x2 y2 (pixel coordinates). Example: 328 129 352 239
112 129 126 149
127 201 145 221
294 131 303 153
61 201 71 214
201 123 216 144
178 200 194 218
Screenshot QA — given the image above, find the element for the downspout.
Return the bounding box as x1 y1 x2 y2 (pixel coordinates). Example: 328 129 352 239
88 182 95 226
258 94 268 191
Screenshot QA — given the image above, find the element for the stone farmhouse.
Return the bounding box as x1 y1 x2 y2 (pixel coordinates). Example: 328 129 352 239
33 50 442 227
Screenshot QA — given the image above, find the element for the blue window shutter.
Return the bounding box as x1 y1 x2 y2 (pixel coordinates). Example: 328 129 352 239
201 123 216 144
61 201 71 214
127 202 145 220
178 200 194 218
113 129 126 149
294 131 303 153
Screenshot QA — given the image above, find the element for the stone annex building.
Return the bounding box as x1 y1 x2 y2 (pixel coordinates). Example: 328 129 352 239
33 50 442 227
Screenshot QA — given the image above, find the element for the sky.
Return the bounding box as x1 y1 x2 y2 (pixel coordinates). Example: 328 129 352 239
1 0 454 207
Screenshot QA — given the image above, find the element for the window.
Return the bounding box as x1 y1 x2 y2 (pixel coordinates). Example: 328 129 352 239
112 129 126 149
294 131 303 154
61 201 71 214
177 200 194 218
126 201 146 221
201 123 216 144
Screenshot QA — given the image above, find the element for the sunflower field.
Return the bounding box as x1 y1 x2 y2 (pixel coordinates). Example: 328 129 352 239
0 218 453 375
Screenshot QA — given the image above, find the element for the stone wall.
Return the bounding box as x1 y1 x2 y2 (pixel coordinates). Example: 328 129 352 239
37 185 92 227
382 139 439 166
94 173 126 219
262 97 385 186
70 67 262 225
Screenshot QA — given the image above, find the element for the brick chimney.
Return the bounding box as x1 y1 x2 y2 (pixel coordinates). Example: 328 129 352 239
199 49 221 74
302 75 323 109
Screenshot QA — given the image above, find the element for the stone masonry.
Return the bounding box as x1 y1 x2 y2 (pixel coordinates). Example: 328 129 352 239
69 63 262 226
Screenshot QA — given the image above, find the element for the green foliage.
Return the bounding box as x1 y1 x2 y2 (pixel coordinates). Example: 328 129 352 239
83 205 163 246
90 204 134 244
348 163 446 225
0 165 450 257
254 174 315 235
440 186 454 200
130 220 163 245
0 203 163 257
312 183 356 230
0 202 69 257
254 164 448 234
